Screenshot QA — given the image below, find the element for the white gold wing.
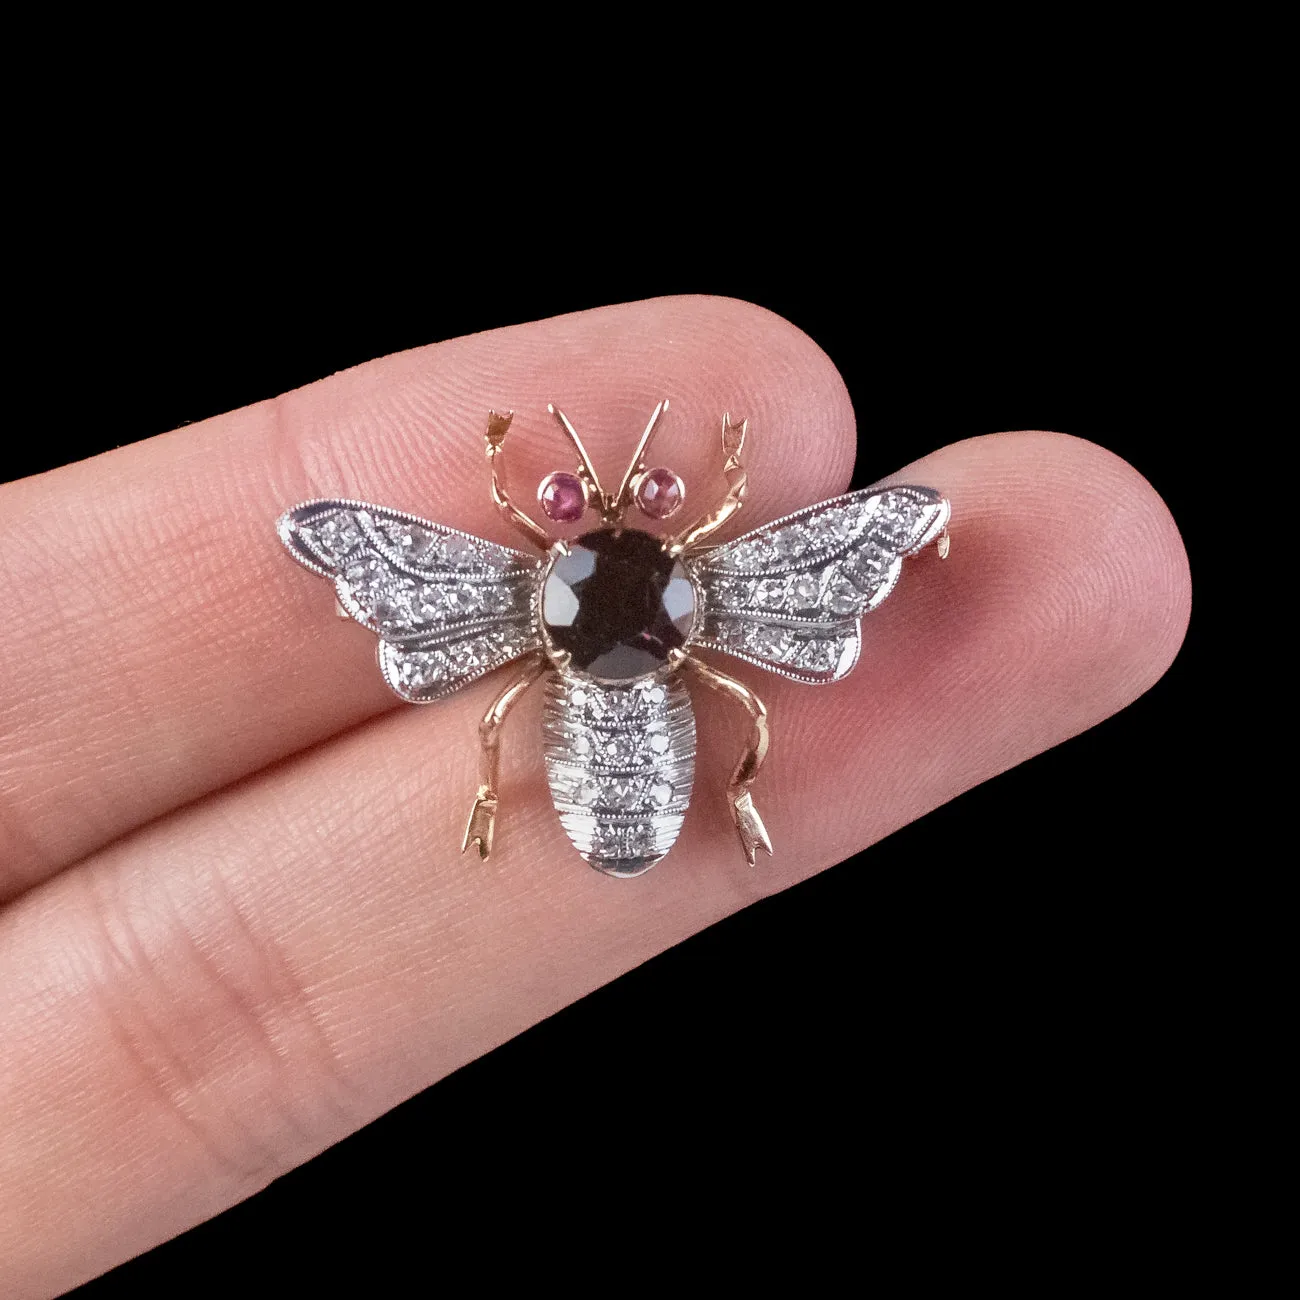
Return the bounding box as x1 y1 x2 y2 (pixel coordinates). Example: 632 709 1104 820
278 498 543 702
685 486 949 683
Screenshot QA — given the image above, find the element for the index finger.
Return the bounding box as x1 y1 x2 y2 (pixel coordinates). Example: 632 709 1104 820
0 296 855 897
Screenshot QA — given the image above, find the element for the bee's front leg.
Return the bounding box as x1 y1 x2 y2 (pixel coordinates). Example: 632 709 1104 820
667 412 749 556
462 651 550 860
676 652 774 866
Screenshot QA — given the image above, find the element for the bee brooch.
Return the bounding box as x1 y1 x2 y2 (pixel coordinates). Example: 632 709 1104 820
278 402 950 877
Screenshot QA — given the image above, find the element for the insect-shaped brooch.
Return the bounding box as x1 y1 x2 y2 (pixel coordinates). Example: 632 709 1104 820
278 402 950 877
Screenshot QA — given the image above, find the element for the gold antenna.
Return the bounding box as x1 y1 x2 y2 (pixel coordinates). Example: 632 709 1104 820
547 404 609 516
613 399 670 517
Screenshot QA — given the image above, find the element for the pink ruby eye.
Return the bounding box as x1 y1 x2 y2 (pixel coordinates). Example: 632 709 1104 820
538 471 588 523
635 467 684 520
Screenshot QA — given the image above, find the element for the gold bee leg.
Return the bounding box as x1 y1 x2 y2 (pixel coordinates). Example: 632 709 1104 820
679 654 774 866
462 651 550 860
668 412 750 555
484 410 555 551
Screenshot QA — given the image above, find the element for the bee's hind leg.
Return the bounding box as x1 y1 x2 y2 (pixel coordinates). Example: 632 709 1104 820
676 653 773 866
462 651 550 860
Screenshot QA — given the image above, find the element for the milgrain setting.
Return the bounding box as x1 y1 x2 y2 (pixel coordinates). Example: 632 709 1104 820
277 401 950 877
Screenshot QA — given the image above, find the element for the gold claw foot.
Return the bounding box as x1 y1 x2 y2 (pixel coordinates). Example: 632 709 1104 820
461 790 498 859
462 651 549 862
732 790 773 866
485 409 514 449
721 410 748 463
678 655 773 867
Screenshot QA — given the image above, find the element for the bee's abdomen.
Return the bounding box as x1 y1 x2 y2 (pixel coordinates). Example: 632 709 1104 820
543 671 696 876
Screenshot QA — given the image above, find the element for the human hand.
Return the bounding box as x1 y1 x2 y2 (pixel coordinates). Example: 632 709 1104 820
0 296 1190 1295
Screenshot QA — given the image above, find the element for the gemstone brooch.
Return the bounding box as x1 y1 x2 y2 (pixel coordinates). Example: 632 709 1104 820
277 403 950 876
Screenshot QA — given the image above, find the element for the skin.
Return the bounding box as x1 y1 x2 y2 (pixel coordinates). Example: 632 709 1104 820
0 296 1190 1296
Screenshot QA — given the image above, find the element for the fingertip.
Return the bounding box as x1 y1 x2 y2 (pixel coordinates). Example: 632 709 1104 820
1066 431 1191 701
738 429 1194 866
888 428 1191 706
974 429 1191 706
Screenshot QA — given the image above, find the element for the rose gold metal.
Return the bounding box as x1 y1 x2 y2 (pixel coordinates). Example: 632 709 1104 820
677 651 773 866
462 650 550 859
484 410 554 551
613 398 669 518
286 402 950 876
669 412 749 555
547 403 614 521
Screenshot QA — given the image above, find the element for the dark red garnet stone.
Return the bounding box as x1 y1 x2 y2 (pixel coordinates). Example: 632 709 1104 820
541 528 696 681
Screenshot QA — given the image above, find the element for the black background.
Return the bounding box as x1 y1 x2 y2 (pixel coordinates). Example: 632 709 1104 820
7 190 1219 1290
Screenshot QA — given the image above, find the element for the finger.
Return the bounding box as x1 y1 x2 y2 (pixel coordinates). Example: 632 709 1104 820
0 430 1190 1296
0 296 855 898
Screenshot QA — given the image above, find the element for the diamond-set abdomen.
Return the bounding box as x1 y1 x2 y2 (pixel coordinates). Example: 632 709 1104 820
543 673 696 877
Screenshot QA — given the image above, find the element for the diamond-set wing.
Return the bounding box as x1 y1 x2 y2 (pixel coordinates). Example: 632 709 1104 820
685 486 950 683
278 498 543 702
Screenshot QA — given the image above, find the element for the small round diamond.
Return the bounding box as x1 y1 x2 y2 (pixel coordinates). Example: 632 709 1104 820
635 467 685 519
538 471 588 522
448 583 481 615
651 781 673 806
791 575 820 608
715 580 745 608
609 781 639 809
776 526 808 558
604 690 634 719
396 524 431 558
751 627 789 660
416 586 445 620
603 734 641 765
824 509 853 541
847 544 890 590
313 514 362 558
801 640 838 672
399 652 445 689
826 579 860 615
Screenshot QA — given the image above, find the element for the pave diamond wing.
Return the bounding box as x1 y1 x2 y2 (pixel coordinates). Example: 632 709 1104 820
685 486 950 683
278 498 543 703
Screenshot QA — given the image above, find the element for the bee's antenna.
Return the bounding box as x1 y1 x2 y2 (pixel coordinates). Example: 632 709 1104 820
612 399 670 518
547 404 608 517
